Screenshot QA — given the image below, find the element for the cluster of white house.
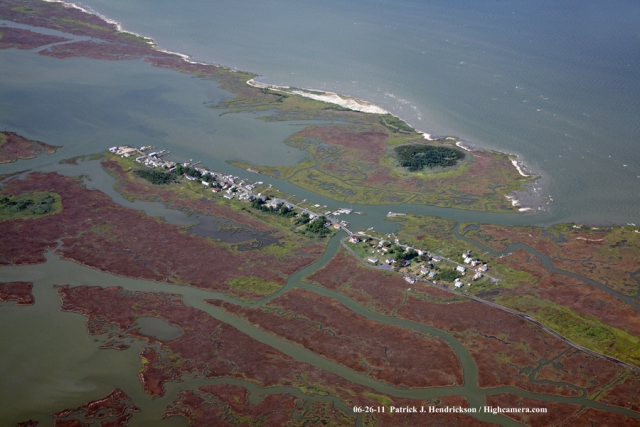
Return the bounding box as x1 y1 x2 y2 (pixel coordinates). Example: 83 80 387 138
456 250 488 281
109 145 142 157
353 235 442 279
111 145 355 233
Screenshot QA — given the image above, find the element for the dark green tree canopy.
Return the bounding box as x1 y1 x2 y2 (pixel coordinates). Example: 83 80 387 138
395 145 465 172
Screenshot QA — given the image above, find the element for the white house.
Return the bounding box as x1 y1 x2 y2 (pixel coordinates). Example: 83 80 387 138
456 265 466 274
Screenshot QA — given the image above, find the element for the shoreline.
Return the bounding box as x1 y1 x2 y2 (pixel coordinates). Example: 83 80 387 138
37 0 539 205
510 157 532 177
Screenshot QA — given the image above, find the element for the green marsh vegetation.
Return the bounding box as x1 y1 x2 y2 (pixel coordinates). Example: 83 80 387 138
0 191 61 220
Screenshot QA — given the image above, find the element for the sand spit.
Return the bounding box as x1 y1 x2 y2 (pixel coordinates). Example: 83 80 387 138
510 157 532 177
455 141 473 152
47 0 542 211
290 90 390 115
42 0 211 66
247 79 389 114
43 0 153 44
505 194 520 207
506 194 534 212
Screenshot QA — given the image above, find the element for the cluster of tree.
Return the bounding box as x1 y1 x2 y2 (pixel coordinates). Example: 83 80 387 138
172 165 204 179
394 248 418 263
250 198 296 217
382 244 417 262
134 169 176 185
134 164 221 186
304 216 331 236
0 194 56 215
294 212 311 225
395 145 465 172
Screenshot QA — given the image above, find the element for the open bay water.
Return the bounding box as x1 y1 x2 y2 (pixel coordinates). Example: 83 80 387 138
1 4 640 423
71 0 640 224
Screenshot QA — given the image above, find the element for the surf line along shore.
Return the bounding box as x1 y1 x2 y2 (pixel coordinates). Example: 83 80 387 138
246 79 540 180
19 0 541 210
248 79 441 140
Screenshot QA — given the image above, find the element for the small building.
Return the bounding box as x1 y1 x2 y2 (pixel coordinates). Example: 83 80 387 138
478 264 489 272
201 181 210 186
420 267 430 275
432 255 443 262
473 272 483 281
367 257 379 265
456 265 466 274
464 257 473 264
349 235 360 244
454 279 464 289
385 258 395 265
223 194 234 200
428 271 438 278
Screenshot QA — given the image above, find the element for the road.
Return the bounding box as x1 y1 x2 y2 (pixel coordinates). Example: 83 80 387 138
339 236 640 375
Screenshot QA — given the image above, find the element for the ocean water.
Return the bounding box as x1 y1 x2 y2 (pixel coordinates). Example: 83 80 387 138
73 0 640 224
19 1 640 222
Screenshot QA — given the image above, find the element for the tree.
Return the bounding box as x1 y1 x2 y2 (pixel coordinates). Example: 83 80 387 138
294 212 311 225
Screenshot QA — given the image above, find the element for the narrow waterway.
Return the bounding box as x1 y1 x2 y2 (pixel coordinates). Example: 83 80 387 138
1 239 639 426
452 224 640 308
3 158 639 424
1 12 639 426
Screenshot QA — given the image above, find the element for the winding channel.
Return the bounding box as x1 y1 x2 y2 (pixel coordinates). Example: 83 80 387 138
452 223 640 310
2 232 639 426
1 162 639 425
0 19 637 424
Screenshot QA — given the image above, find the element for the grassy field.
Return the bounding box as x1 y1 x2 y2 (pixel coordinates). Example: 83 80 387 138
233 124 534 211
0 191 62 221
